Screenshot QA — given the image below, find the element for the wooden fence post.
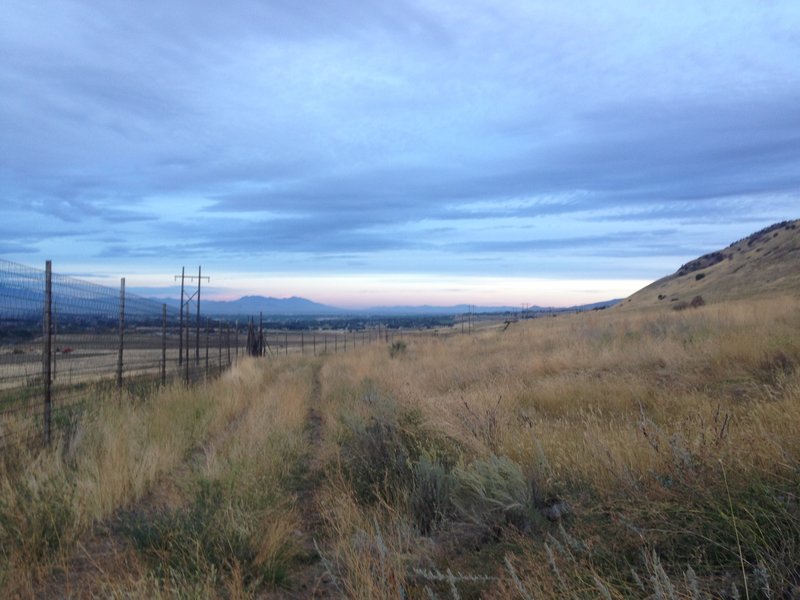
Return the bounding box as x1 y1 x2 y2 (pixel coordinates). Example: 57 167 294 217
161 303 167 386
117 277 125 392
42 260 52 446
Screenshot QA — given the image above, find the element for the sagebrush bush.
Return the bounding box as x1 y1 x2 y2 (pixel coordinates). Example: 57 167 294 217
339 416 412 505
451 455 535 535
410 454 454 534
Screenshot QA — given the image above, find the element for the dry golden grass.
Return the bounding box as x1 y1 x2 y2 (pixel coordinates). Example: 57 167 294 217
625 219 800 309
2 294 798 598
0 357 312 597
312 295 800 598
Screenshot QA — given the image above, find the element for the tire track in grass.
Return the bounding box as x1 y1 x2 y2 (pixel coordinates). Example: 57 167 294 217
32 385 256 599
278 362 337 599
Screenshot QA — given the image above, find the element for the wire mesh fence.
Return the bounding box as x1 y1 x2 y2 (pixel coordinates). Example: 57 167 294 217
0 259 244 449
0 258 430 451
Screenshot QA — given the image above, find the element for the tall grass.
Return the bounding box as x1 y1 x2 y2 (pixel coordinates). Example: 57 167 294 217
313 296 800 598
3 296 798 598
0 357 309 596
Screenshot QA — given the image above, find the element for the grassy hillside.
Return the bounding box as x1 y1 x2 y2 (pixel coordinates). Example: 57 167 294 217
623 219 800 310
1 295 799 598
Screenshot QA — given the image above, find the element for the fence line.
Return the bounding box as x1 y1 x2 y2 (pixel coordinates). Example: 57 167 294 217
0 259 247 449
0 258 415 451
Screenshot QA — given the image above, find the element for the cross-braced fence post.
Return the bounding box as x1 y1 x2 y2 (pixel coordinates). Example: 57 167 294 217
42 260 52 446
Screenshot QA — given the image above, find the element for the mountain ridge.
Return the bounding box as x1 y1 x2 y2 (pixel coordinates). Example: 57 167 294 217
623 219 800 309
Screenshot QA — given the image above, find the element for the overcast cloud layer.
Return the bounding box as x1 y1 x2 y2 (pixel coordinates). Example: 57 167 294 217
1 1 798 305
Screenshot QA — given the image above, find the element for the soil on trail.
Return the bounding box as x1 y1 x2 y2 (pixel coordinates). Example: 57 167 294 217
278 363 337 599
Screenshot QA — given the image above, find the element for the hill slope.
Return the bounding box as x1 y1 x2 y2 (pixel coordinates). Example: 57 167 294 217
624 219 800 309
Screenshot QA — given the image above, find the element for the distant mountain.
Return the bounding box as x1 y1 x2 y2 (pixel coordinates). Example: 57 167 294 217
358 300 620 315
623 219 800 309
185 298 621 317
358 304 523 316
195 295 344 316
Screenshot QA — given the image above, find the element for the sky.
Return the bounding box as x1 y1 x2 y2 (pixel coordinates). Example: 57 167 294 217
1 1 799 308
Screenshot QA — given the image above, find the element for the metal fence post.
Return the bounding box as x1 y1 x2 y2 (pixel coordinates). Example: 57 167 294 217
259 312 264 357
301 332 304 355
205 317 210 379
161 303 167 386
235 320 239 362
226 323 231 367
184 296 190 385
117 277 125 392
313 334 316 356
217 320 222 373
178 267 184 366
285 331 288 356
42 260 52 446
184 299 190 383
195 266 202 365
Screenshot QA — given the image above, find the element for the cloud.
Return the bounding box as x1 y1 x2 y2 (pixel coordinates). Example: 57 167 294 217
1 0 799 304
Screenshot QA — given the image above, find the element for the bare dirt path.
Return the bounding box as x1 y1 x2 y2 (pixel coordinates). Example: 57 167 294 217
276 363 338 599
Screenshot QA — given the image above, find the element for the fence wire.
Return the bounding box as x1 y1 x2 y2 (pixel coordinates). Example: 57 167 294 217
0 259 419 450
0 259 243 449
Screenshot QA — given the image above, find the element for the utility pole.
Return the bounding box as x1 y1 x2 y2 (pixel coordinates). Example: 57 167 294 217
174 266 209 370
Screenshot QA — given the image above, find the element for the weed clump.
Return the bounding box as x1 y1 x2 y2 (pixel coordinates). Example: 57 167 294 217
117 479 294 588
340 416 413 505
389 340 407 358
410 455 455 534
451 455 538 536
0 472 74 568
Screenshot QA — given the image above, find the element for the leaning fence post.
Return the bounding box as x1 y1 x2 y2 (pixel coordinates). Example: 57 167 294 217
161 303 167 386
117 277 125 392
42 260 52 446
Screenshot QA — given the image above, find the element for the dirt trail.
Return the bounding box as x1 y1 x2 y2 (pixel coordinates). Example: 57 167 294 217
277 363 338 599
268 366 341 600
32 365 336 598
